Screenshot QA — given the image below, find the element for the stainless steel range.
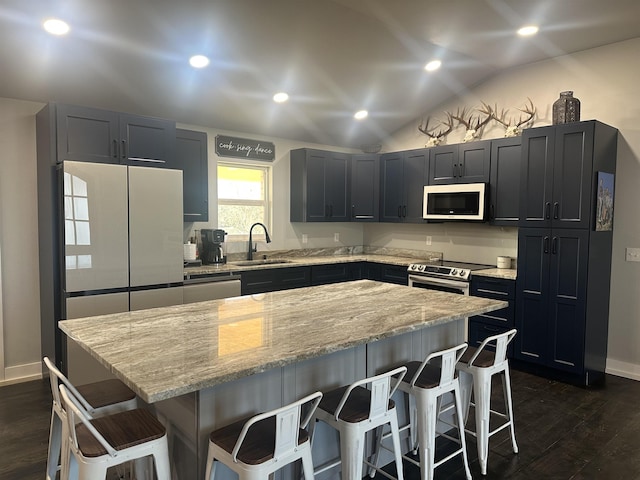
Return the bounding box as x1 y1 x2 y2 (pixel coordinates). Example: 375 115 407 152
407 261 492 295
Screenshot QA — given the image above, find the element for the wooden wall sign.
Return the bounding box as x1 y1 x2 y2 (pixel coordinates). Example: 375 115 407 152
215 135 275 161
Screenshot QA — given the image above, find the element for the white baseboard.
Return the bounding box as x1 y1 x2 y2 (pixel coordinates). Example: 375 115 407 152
606 358 640 381
0 361 43 386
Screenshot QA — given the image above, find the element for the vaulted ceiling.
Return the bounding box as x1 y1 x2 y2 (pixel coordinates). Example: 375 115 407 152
2 0 639 148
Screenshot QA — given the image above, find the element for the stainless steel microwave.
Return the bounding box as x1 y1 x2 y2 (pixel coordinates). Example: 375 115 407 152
422 183 487 221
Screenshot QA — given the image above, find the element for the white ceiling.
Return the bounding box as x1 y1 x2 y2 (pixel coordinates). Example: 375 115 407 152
1 0 639 149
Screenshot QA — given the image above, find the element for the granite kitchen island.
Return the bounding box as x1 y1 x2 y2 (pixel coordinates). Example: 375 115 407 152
59 280 507 479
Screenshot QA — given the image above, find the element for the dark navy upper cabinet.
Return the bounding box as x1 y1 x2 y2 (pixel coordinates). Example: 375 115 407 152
55 103 176 167
379 149 429 223
520 122 608 229
176 129 209 223
429 140 490 185
489 137 522 225
290 148 350 222
515 120 618 385
350 154 380 222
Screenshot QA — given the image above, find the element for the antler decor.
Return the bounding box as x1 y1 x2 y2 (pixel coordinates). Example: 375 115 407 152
418 112 454 147
492 98 536 137
451 106 493 143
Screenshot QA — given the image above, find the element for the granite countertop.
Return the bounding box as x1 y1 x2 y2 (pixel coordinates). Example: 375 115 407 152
185 249 516 280
472 268 517 281
59 280 507 403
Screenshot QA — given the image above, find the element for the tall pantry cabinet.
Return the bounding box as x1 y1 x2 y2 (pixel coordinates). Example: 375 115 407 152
515 120 618 385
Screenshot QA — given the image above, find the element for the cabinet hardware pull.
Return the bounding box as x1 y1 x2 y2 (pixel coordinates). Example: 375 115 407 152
490 204 495 220
403 205 407 217
477 288 508 296
544 236 550 254
352 205 355 218
112 139 118 158
397 206 402 218
121 140 127 159
552 236 558 255
545 202 551 219
553 202 559 219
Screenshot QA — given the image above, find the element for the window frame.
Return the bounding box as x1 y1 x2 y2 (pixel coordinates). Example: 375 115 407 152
217 160 272 241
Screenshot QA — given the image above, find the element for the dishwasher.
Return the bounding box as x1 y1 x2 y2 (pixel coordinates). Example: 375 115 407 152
183 273 242 303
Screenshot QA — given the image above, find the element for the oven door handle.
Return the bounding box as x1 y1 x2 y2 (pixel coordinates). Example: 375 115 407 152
408 274 469 293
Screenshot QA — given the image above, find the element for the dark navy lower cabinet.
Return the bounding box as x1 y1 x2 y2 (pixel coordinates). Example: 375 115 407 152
240 267 311 295
469 276 515 358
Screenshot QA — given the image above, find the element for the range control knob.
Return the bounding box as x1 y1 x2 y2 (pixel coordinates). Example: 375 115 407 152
451 269 458 276
460 270 466 276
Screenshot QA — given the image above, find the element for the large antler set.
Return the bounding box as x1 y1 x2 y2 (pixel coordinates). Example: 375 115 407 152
418 98 536 145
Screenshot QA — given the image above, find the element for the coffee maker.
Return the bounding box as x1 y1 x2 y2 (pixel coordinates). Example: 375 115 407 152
201 229 227 265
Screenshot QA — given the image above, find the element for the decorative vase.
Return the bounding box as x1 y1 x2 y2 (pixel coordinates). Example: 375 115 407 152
552 91 581 124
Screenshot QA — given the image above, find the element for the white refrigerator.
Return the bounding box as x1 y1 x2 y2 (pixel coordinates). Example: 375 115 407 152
62 161 183 383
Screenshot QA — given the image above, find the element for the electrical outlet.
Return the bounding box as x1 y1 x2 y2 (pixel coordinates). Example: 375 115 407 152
426 236 432 246
302 234 308 244
626 247 640 262
334 233 340 242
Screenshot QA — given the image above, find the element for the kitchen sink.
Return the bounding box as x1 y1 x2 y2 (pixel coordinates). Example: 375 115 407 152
230 259 294 266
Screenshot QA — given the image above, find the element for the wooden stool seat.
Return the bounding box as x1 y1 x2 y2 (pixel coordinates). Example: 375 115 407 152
403 361 457 389
210 416 309 465
76 408 166 458
459 347 496 368
76 379 136 410
319 385 395 423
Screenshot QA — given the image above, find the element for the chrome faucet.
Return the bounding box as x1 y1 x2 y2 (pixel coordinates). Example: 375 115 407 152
248 222 271 260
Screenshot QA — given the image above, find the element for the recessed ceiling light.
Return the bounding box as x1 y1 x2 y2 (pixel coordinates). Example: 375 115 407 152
517 25 539 37
273 92 289 103
424 60 442 72
354 110 369 120
43 18 70 36
189 55 210 68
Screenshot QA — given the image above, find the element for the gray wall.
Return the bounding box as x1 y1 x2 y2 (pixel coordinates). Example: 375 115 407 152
0 38 639 383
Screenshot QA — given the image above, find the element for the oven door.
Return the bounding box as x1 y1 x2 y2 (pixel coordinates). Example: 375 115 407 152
408 274 470 295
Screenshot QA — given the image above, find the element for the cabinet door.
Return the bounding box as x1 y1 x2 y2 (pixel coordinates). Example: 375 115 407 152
519 126 555 227
380 265 409 285
311 264 351 285
176 129 209 222
351 154 379 221
428 145 458 184
489 138 521 225
458 140 490 183
551 123 594 229
56 104 119 164
515 228 551 365
325 152 350 221
547 229 589 373
305 151 328 221
119 113 176 167
379 152 405 222
404 150 429 222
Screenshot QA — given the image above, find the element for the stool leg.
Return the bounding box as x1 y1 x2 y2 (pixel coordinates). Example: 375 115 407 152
453 383 472 480
204 449 217 480
339 424 365 480
457 370 474 425
367 425 384 477
502 368 519 454
389 411 405 480
46 409 62 480
301 445 315 480
415 390 436 480
473 369 491 475
407 391 418 453
152 440 172 480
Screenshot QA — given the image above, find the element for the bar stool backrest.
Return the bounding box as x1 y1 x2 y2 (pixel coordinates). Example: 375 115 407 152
409 343 468 388
334 366 407 422
43 356 96 415
234 391 323 463
466 329 517 368
58 384 119 458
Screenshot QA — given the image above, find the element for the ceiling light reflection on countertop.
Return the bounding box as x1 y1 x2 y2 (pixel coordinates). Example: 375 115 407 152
189 55 210 68
43 18 70 36
517 25 539 36
273 92 289 103
354 110 368 120
424 60 442 72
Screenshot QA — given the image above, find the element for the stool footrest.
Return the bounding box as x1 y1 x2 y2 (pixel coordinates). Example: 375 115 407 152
313 458 342 476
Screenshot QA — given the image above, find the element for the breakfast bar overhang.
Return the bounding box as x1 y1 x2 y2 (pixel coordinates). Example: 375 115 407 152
59 280 507 479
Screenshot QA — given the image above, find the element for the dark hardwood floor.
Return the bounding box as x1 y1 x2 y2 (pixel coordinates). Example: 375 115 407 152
2 368 640 479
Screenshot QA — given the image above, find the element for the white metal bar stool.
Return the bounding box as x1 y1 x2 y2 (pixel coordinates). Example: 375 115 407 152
58 383 170 480
456 329 518 475
392 343 472 480
204 391 323 480
311 366 407 480
43 356 138 480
